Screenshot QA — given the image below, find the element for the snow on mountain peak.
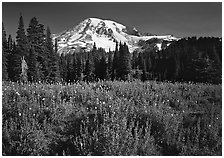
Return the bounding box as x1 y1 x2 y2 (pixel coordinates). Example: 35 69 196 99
53 17 179 55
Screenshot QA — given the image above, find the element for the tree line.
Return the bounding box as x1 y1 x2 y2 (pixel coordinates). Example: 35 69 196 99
2 15 222 84
134 37 222 84
3 15 60 82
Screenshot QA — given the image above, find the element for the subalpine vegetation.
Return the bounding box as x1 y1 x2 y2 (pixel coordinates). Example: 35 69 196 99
2 15 222 156
2 15 222 84
2 81 222 156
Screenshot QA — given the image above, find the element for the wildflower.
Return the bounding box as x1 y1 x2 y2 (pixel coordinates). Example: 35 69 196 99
19 112 22 116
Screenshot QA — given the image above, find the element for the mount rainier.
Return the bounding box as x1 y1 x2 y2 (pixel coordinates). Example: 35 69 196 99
53 18 179 54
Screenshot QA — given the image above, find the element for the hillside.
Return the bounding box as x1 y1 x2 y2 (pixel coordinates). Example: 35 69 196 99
2 81 221 156
53 18 179 54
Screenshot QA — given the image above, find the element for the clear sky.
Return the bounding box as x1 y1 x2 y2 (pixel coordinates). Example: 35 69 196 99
2 2 222 39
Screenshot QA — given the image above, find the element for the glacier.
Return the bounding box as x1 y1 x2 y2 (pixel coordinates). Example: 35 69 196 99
53 17 179 54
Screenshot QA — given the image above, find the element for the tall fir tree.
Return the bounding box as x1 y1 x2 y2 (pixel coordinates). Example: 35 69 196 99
27 46 38 82
76 54 83 81
107 50 113 79
16 14 29 59
11 14 29 81
131 50 138 69
27 17 47 81
46 27 60 82
7 35 14 81
2 23 8 80
55 38 61 81
84 58 95 81
117 42 131 80
141 59 147 82
59 54 67 82
112 42 119 80
97 54 108 80
66 54 76 82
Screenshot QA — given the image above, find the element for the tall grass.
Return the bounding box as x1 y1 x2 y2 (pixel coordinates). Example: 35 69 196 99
2 80 222 155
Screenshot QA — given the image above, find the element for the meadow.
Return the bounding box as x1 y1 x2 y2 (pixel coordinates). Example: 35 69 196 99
2 80 222 156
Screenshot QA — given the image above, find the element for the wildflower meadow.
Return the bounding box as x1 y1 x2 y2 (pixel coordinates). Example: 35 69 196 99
2 80 222 156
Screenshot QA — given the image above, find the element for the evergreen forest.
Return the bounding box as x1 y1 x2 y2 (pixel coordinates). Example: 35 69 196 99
2 15 222 84
2 15 222 156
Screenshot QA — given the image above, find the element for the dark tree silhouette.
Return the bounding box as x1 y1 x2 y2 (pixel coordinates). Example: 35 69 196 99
27 17 47 81
2 23 8 80
46 27 60 82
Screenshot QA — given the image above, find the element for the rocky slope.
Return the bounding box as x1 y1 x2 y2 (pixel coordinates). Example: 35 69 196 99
53 18 179 54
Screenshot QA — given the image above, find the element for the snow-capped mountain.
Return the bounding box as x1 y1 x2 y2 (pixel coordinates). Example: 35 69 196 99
53 18 179 54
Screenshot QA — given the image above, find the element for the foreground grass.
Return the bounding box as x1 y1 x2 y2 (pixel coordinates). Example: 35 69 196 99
2 80 222 156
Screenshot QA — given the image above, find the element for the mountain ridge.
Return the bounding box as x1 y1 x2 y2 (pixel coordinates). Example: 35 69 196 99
53 17 180 54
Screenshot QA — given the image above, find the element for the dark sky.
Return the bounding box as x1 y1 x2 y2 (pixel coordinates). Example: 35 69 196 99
2 2 222 39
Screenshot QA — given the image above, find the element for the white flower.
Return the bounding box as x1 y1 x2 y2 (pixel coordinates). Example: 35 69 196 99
19 112 22 116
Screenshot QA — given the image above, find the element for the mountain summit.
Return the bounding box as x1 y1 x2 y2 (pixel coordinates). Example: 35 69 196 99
53 18 179 54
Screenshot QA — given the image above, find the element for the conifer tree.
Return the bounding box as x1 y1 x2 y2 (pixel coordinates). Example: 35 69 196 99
7 35 14 81
112 42 119 80
59 54 67 82
55 39 61 81
11 14 29 81
107 50 113 79
141 59 147 82
76 54 83 81
132 50 138 69
2 23 8 80
98 54 108 80
27 46 38 82
16 14 29 59
117 42 131 80
72 52 78 81
66 54 73 82
27 17 47 81
46 27 60 82
116 42 123 79
84 58 95 81
10 43 21 81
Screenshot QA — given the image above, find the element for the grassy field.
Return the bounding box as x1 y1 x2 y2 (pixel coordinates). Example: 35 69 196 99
2 80 222 156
